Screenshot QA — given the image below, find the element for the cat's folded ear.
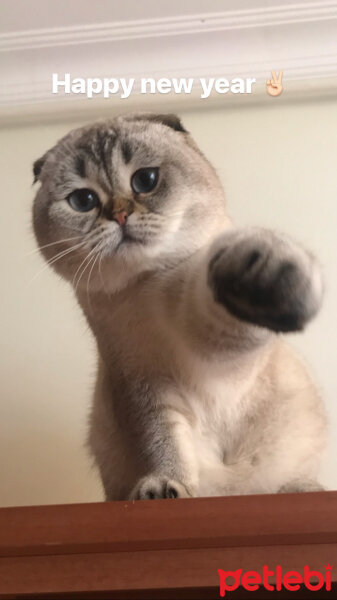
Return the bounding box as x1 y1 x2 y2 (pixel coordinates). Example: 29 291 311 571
149 113 187 133
130 113 187 133
32 151 50 184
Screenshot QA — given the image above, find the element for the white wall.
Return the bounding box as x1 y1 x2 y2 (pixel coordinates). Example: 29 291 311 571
0 97 336 506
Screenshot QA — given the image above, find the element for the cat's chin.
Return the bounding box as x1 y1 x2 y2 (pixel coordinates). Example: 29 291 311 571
74 246 155 298
116 235 140 250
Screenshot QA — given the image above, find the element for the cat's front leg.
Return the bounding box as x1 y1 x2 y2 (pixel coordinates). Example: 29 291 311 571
208 227 323 333
124 392 199 501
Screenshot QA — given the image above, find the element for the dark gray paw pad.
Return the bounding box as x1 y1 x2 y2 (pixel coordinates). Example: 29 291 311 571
167 485 178 498
209 242 311 333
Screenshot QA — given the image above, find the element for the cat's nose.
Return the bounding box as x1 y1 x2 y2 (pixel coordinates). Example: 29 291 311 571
112 210 128 226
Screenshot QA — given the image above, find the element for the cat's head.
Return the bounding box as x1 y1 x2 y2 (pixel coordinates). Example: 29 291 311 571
33 113 227 294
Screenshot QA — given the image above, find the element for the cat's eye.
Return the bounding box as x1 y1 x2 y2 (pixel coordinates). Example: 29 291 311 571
67 188 100 212
131 167 159 194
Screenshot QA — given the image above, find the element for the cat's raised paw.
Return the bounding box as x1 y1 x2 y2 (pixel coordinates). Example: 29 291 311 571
129 475 190 500
208 228 322 333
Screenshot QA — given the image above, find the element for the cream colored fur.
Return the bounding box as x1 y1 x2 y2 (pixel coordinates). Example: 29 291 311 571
32 114 327 500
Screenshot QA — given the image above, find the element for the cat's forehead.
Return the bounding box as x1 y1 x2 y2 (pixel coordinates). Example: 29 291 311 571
44 118 184 197
65 118 176 168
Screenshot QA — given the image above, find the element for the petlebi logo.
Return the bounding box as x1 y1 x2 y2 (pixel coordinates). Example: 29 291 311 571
218 564 333 596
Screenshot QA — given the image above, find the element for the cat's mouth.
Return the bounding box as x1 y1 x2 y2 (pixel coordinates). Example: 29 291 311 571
123 232 137 244
88 222 145 255
116 228 142 250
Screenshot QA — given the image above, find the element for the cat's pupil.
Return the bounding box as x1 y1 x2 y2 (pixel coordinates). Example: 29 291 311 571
131 167 159 194
67 188 99 212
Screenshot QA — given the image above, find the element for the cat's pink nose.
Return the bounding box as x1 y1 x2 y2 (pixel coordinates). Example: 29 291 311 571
113 211 128 226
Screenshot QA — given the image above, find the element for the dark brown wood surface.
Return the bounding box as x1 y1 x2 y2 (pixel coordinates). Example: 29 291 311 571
0 491 336 599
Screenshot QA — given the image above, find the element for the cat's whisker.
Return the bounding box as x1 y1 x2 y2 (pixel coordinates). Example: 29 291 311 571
131 226 159 233
73 244 100 294
72 251 94 292
24 229 104 260
70 232 109 291
77 250 99 298
26 240 87 288
98 250 110 298
86 247 103 313
22 236 83 258
42 241 87 270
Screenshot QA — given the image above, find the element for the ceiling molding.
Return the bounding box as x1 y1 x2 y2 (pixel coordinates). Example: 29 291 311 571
0 1 337 123
1 2 337 51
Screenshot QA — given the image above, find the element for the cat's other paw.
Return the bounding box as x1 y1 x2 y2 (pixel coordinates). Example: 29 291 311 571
279 478 325 493
208 228 323 333
128 475 191 500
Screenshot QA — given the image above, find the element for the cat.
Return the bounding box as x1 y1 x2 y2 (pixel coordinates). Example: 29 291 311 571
32 113 327 500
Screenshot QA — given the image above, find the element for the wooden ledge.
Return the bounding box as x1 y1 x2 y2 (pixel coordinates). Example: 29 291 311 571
0 491 336 598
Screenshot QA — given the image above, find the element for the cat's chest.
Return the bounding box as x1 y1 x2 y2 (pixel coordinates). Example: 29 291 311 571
197 380 245 424
177 372 252 457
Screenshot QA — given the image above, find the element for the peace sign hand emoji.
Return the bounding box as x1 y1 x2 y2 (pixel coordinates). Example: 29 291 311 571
266 70 283 96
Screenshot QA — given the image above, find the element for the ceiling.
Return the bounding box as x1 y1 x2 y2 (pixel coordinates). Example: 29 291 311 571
0 0 310 33
0 1 336 124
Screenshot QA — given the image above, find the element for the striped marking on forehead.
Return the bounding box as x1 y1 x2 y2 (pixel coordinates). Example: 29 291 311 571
74 155 86 179
74 127 118 191
77 127 116 168
120 139 134 164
